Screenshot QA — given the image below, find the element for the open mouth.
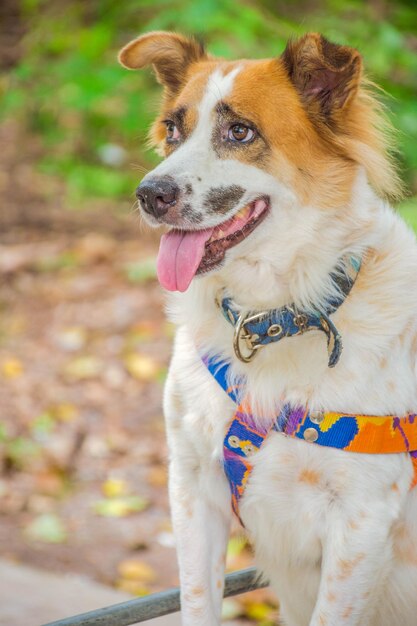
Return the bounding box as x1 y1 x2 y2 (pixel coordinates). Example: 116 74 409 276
156 197 269 292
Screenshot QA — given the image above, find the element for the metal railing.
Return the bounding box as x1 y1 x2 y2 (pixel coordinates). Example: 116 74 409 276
43 567 267 626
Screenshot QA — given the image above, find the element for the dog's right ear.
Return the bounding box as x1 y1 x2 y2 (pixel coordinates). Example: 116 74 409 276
118 31 207 94
281 33 362 126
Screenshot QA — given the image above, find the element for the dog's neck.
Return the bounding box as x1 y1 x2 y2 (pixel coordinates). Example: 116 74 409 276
166 184 417 417
168 178 380 330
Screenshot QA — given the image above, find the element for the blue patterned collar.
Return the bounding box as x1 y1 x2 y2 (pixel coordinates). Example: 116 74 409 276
219 255 361 367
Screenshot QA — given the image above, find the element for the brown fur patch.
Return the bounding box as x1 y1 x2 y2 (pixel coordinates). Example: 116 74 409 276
299 468 321 485
281 34 402 200
337 553 365 580
348 518 360 530
410 332 417 355
393 521 417 566
226 60 356 208
282 33 361 123
119 31 207 95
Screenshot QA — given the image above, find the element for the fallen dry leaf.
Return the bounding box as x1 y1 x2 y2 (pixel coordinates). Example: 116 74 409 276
34 470 68 497
102 478 129 498
75 233 116 264
117 558 157 583
124 353 160 382
93 495 149 517
147 466 167 487
53 403 79 422
116 579 150 596
244 600 277 623
24 513 67 544
55 326 87 352
64 355 103 380
1 358 23 379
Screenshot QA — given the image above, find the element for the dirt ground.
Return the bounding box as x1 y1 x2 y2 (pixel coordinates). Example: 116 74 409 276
0 119 178 587
0 120 276 623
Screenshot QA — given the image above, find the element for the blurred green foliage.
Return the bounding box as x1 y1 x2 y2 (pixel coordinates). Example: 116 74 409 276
1 0 416 209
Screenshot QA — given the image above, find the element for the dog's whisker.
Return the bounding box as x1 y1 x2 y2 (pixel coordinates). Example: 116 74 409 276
131 163 151 175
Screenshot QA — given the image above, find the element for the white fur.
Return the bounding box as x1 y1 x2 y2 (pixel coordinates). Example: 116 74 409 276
150 68 417 625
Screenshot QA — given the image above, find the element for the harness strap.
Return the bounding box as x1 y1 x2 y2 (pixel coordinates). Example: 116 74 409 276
203 354 417 517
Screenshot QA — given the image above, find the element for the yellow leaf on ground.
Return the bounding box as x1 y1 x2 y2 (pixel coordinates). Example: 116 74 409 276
64 356 103 380
147 466 167 487
54 403 79 422
116 579 150 596
124 353 159 382
117 558 157 583
93 495 149 517
102 478 129 498
226 535 250 570
244 600 276 622
1 358 23 378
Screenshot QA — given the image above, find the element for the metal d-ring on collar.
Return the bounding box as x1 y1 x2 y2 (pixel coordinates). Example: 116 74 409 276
219 255 361 367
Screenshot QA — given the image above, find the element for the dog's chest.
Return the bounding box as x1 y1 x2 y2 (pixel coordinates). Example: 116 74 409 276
239 434 337 567
237 430 408 597
170 327 411 600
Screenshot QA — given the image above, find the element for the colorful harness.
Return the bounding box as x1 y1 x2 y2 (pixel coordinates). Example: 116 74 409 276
203 355 417 518
204 255 417 517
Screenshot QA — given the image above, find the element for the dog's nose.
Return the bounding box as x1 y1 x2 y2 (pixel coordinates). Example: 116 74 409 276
136 178 179 218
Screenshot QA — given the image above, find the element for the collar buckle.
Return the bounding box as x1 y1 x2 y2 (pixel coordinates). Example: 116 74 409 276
293 312 308 334
233 311 268 363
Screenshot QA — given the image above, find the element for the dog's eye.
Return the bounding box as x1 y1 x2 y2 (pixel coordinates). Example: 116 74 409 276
228 124 255 143
165 121 180 142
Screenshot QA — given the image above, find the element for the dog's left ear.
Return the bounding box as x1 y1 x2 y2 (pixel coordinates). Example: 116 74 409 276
281 33 362 124
118 31 207 95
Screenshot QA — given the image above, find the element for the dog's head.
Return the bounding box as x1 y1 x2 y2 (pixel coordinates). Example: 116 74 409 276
119 32 399 297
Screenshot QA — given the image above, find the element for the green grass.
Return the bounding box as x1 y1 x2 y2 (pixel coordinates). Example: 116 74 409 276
398 196 417 230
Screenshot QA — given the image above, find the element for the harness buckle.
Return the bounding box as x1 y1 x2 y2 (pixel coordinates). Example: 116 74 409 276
233 311 268 363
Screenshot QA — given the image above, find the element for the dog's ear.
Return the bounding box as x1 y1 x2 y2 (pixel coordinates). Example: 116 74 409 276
118 31 207 94
281 33 362 124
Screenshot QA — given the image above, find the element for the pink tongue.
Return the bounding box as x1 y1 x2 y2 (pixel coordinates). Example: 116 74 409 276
157 228 214 292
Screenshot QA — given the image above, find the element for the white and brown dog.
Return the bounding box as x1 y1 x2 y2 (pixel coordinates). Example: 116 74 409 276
119 32 417 626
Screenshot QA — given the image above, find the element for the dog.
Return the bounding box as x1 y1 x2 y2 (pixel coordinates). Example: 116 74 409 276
119 31 417 626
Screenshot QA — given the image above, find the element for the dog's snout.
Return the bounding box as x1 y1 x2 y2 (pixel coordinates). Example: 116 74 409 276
136 178 179 219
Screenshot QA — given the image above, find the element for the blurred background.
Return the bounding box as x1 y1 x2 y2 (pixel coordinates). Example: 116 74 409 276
0 1 416 624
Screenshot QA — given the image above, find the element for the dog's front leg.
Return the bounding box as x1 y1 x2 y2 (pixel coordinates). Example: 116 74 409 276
170 460 231 625
309 500 399 626
165 371 232 625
